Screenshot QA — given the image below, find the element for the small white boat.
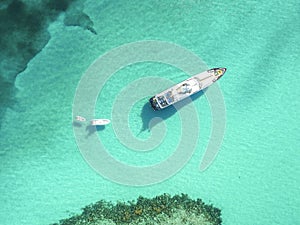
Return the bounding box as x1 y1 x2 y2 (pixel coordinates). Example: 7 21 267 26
91 119 111 126
75 115 86 122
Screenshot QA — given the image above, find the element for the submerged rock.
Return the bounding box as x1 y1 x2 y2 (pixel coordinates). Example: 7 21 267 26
64 1 97 35
51 193 222 225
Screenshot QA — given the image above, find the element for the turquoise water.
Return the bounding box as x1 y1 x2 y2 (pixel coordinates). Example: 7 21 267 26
0 0 299 224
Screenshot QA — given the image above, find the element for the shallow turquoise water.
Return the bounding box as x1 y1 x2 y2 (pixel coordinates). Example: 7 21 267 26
0 0 299 224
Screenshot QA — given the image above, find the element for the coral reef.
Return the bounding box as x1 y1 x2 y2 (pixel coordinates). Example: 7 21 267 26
51 193 222 225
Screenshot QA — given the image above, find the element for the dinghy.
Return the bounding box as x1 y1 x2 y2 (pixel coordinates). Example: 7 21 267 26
91 119 111 126
75 115 86 122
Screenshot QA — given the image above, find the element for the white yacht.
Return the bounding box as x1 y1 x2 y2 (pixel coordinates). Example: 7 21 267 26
149 68 226 110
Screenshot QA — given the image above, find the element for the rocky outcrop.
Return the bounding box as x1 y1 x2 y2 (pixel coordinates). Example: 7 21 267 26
51 193 222 225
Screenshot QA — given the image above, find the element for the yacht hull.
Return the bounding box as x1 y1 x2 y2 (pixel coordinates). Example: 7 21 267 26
149 68 226 110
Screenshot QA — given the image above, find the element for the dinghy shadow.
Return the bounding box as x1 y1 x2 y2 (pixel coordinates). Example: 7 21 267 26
85 124 105 137
72 121 83 127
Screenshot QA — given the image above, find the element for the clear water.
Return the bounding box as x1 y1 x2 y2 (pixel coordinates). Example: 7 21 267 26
0 0 299 224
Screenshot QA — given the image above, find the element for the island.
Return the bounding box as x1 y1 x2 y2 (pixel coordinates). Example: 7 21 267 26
51 193 222 225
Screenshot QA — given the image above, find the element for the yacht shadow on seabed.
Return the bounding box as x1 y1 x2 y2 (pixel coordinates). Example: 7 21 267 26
139 90 206 133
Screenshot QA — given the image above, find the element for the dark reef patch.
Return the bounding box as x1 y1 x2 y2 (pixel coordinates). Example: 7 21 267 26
63 1 97 35
51 193 222 225
0 0 96 129
0 75 17 109
46 0 73 12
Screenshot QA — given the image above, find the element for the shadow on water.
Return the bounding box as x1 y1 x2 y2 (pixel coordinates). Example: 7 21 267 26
85 124 105 137
72 121 82 127
72 122 105 137
140 90 206 132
